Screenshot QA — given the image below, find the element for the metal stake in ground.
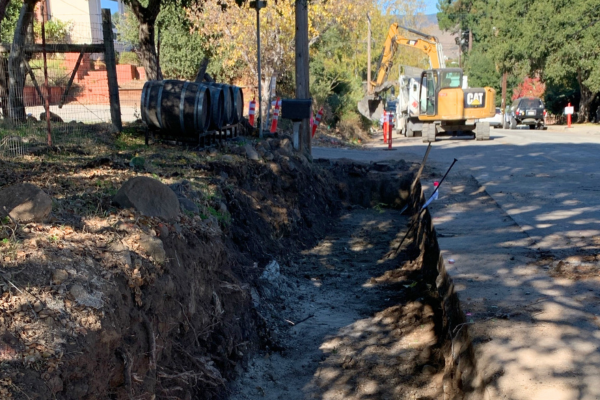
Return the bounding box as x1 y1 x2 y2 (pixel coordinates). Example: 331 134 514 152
393 158 458 254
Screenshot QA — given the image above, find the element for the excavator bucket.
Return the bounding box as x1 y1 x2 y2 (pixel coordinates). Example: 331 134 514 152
358 96 385 121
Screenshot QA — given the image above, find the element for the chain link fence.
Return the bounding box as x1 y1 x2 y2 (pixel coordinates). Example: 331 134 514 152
1 11 139 158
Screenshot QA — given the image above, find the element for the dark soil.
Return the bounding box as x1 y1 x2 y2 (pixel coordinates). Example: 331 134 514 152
0 128 427 400
228 207 448 400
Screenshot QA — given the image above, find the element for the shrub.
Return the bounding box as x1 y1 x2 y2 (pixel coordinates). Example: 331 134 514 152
119 52 140 66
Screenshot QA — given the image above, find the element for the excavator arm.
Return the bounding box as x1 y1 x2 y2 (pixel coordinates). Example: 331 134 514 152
358 24 445 121
372 23 445 94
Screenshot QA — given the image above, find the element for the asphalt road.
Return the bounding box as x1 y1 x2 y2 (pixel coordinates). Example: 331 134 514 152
316 125 600 258
314 125 600 400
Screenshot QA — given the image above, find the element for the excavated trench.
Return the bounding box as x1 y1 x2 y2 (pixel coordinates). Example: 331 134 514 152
0 140 478 400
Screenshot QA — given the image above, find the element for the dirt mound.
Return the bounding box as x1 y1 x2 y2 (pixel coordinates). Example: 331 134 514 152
0 132 417 399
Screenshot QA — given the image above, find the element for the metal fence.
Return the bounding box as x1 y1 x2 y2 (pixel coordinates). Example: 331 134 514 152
0 10 133 158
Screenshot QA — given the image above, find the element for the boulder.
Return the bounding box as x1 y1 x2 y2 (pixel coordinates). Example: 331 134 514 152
113 177 179 220
0 183 52 222
39 111 63 123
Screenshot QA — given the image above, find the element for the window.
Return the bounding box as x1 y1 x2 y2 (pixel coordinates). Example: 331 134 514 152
520 98 543 108
440 71 462 88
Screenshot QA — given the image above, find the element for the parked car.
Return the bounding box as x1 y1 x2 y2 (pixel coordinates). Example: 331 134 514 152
481 107 503 128
504 97 547 130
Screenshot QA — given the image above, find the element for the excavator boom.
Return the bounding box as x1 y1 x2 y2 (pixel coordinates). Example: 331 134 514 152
359 23 446 121
373 23 445 91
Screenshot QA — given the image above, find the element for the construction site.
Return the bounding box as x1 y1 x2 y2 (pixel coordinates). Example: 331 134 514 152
1 0 600 399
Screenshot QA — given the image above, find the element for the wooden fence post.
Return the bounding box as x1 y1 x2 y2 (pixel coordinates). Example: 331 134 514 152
102 9 122 132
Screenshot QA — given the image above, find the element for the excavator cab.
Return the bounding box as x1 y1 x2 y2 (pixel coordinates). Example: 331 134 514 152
419 68 464 117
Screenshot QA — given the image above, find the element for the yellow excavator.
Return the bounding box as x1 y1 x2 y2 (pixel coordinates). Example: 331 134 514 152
358 24 496 142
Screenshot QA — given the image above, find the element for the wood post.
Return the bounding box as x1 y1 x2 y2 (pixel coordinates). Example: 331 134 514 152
501 71 507 113
468 29 472 52
295 0 310 156
41 1 52 146
102 9 122 132
367 12 372 95
59 49 84 108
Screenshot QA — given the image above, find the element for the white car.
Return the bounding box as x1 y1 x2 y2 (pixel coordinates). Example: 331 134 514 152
481 107 503 128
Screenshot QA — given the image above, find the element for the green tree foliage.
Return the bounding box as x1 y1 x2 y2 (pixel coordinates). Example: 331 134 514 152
438 0 600 121
0 0 20 42
113 10 140 49
156 2 207 80
33 18 72 43
114 2 209 80
310 26 363 125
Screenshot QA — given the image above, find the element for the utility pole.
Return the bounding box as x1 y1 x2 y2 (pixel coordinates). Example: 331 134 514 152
367 12 372 95
468 29 472 52
501 71 508 112
251 1 267 137
295 0 310 156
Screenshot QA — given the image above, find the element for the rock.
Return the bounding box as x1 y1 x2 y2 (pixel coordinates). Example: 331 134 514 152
39 111 63 123
113 177 179 220
219 202 228 214
260 260 281 281
33 301 43 313
69 284 87 302
0 183 52 222
280 138 293 153
264 152 275 161
69 284 103 309
47 376 63 394
158 223 169 238
108 241 132 267
250 287 260 307
267 138 280 150
129 156 146 169
422 365 436 376
208 148 218 157
222 155 234 163
52 269 69 285
244 144 260 161
179 198 199 214
139 234 166 264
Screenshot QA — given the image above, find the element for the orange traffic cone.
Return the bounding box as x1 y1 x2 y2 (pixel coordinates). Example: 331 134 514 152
312 107 324 137
248 98 256 127
270 97 281 133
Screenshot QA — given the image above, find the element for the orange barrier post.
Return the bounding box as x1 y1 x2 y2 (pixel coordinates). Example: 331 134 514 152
388 113 394 150
312 107 324 137
270 97 281 133
248 98 256 127
382 110 388 144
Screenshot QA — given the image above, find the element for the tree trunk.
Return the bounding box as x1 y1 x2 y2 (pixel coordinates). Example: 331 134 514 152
139 21 162 80
129 0 162 81
576 70 597 123
8 0 37 122
0 56 9 118
0 0 12 22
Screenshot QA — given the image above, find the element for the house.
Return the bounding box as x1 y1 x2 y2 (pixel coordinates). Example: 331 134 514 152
39 0 125 44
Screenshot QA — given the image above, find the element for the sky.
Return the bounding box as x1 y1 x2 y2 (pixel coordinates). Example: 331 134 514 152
100 0 440 17
423 0 439 15
101 0 120 14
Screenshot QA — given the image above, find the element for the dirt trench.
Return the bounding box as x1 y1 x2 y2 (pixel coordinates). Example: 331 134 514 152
0 137 476 399
227 171 478 400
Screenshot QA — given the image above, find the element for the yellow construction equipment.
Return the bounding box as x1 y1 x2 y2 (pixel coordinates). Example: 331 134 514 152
358 23 496 142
